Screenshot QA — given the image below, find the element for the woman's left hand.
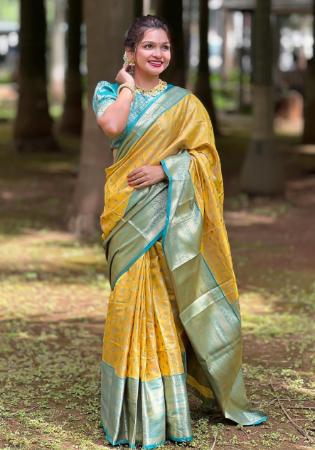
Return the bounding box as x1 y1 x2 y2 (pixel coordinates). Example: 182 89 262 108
127 165 166 189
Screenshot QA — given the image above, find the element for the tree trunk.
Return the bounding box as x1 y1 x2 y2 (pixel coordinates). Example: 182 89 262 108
143 0 152 14
240 0 284 195
14 0 57 151
183 0 193 84
134 0 143 16
50 0 65 102
156 0 185 86
302 0 315 143
59 0 83 136
194 0 218 134
222 10 234 82
68 0 133 238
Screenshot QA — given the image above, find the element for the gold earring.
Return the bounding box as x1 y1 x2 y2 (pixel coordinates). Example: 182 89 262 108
123 51 135 66
123 51 129 64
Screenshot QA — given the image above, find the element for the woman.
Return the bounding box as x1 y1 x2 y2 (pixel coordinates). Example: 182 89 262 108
93 14 267 449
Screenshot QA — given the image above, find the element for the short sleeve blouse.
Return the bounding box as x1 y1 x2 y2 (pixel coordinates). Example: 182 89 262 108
92 80 119 118
92 79 171 150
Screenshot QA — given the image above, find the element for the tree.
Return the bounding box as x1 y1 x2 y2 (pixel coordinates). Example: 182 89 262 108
156 0 186 86
14 0 57 151
182 0 193 79
59 0 83 136
240 0 284 195
302 0 315 143
68 0 133 238
134 0 143 17
194 0 218 133
50 0 65 102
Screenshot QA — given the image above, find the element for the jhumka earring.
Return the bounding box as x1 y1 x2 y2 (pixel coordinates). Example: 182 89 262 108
123 51 135 66
123 51 135 75
123 51 129 65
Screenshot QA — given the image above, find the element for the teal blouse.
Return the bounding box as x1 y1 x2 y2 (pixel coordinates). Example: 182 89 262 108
92 80 173 149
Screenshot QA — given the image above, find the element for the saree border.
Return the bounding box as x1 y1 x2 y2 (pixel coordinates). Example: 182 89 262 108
100 360 193 449
112 229 163 287
124 83 175 138
114 86 189 162
101 422 193 450
160 160 173 248
160 151 268 427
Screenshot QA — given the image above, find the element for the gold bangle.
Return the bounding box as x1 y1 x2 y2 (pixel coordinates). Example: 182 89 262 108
117 83 135 99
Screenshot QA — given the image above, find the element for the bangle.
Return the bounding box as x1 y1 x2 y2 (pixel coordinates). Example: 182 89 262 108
118 83 135 99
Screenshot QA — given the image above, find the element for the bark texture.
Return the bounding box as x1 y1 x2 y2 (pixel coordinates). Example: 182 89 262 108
14 0 56 151
59 0 83 136
194 0 218 134
240 0 284 195
68 0 133 238
156 0 186 86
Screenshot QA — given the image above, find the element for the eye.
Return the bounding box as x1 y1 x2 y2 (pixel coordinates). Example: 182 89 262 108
144 43 153 49
163 45 170 51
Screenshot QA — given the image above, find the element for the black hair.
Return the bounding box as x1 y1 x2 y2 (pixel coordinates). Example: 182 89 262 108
124 14 171 51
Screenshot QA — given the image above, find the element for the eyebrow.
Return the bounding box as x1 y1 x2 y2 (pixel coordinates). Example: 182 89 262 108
141 40 170 44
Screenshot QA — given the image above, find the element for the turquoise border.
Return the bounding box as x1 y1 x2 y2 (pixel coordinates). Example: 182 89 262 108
202 254 241 323
160 155 241 323
111 156 172 287
101 421 193 449
112 229 163 288
160 160 172 249
247 416 268 426
115 86 189 161
124 84 174 137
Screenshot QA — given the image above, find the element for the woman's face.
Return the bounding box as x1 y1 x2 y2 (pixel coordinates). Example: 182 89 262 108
130 28 171 77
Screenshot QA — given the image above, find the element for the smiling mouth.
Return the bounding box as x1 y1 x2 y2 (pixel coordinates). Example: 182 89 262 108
148 61 163 67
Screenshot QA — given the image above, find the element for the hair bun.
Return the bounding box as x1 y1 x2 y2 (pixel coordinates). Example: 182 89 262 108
124 15 171 51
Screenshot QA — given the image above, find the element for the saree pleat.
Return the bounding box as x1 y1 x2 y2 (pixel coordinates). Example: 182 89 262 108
98 85 267 448
101 242 192 448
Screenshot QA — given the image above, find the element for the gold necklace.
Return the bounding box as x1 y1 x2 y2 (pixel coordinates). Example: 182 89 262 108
135 79 167 96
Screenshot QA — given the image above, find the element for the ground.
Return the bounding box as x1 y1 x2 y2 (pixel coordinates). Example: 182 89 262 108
0 122 314 450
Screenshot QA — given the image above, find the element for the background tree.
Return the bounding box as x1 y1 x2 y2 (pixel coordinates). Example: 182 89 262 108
134 0 143 17
302 0 315 143
182 0 193 79
194 0 218 133
240 0 284 195
14 0 56 151
59 0 83 136
50 0 65 101
156 0 186 86
68 0 133 237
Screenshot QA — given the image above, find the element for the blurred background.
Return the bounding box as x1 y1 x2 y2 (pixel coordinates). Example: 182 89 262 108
0 0 315 235
0 2 314 449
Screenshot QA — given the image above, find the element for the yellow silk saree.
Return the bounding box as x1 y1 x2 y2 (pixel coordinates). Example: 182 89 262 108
94 83 267 449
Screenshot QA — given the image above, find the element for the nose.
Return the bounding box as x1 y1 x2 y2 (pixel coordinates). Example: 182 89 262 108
152 47 162 59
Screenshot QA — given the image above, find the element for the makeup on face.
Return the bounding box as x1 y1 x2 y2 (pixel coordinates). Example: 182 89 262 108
133 29 171 76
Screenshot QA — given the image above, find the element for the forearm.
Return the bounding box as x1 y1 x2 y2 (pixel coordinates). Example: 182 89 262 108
97 88 133 138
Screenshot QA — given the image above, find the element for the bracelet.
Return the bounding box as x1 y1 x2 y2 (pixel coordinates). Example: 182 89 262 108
117 83 135 99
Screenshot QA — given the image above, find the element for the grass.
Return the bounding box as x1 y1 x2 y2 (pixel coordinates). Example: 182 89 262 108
0 121 315 449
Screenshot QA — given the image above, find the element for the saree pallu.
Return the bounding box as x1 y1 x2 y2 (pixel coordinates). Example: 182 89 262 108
100 86 267 449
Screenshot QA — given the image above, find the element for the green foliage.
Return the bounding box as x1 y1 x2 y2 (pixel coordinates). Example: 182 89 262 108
0 0 19 22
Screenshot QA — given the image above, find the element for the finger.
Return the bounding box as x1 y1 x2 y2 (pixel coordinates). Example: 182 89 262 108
128 176 147 186
128 166 145 176
128 174 145 182
127 167 145 178
133 181 151 189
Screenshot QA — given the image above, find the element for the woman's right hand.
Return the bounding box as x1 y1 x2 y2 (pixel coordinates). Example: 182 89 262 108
115 64 135 87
